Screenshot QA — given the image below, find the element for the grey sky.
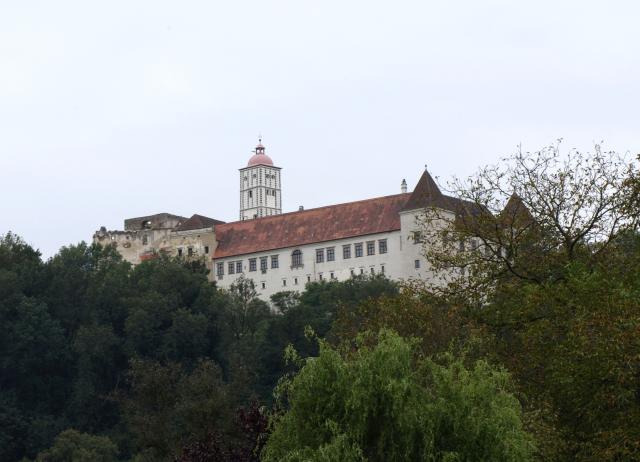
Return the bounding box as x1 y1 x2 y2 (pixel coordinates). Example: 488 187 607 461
1 1 639 258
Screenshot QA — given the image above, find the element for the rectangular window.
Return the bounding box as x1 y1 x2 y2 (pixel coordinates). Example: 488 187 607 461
366 241 375 256
319 273 323 281
415 259 421 269
343 244 351 259
330 271 335 279
326 247 335 262
260 257 268 272
188 247 193 256
360 268 364 275
370 267 375 275
316 249 324 263
294 277 298 285
261 282 266 289
177 248 183 257
355 243 363 258
350 269 355 276
249 258 257 272
378 239 387 254
412 231 423 244
236 261 243 273
216 262 224 277
307 275 311 282
282 279 287 287
228 262 235 274
271 255 279 269
204 246 209 254
381 265 385 274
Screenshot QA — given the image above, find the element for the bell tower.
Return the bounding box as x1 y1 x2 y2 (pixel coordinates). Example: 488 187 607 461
239 139 282 220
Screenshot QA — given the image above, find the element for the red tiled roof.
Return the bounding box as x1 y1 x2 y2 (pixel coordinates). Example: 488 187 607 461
174 214 225 232
213 194 410 258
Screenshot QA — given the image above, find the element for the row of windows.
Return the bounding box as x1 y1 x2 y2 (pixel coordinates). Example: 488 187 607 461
217 255 279 277
316 239 387 263
177 245 210 257
217 239 389 278
240 265 388 291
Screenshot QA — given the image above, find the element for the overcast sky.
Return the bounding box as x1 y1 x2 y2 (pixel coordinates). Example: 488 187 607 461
1 1 639 258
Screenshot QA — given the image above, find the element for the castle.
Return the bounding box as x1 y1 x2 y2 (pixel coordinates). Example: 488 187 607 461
94 140 463 299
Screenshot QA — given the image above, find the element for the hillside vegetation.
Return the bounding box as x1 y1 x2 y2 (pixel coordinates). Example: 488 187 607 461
2 145 639 461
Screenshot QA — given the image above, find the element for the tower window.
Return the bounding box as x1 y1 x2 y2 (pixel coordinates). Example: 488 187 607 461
415 259 421 269
291 250 303 268
204 246 209 254
249 190 253 199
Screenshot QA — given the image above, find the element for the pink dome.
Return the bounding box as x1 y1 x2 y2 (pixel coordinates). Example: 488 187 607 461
247 142 274 167
247 153 274 167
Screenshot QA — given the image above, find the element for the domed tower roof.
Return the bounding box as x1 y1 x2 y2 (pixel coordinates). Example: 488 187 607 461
247 139 274 167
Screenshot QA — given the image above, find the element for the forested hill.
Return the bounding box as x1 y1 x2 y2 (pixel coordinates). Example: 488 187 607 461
2 148 640 462
0 237 399 461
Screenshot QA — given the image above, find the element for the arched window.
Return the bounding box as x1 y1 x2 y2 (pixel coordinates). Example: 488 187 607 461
291 249 303 268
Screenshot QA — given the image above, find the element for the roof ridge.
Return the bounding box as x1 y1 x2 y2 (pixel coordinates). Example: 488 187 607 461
217 192 411 227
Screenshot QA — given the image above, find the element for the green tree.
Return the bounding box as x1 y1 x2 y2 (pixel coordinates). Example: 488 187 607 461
264 330 533 462
123 359 233 461
417 144 640 460
35 429 118 462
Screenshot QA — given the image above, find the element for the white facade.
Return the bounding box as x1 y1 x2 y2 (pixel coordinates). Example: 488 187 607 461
212 224 431 299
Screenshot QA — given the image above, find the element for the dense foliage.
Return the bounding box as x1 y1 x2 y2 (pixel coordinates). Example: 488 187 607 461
264 330 532 461
1 146 639 461
0 235 397 461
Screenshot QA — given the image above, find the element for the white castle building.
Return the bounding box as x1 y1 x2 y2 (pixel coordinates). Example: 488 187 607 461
94 140 469 299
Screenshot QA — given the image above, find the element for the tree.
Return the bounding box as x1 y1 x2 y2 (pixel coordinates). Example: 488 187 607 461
416 144 640 461
175 402 269 462
263 330 533 462
35 429 118 462
419 142 639 301
123 359 233 461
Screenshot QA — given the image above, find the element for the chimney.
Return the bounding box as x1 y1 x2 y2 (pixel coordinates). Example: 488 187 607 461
299 205 304 211
401 179 407 194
